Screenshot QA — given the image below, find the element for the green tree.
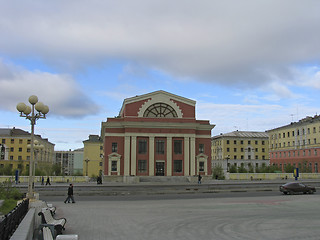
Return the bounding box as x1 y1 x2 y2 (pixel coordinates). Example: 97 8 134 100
229 165 237 173
238 166 248 173
284 164 295 173
212 165 225 180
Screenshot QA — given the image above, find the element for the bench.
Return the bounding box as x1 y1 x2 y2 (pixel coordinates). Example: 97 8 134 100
45 202 56 215
38 208 67 235
40 225 78 240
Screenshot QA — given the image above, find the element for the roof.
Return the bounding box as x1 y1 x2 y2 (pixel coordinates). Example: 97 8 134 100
212 131 269 139
119 90 196 116
0 128 30 136
266 115 320 132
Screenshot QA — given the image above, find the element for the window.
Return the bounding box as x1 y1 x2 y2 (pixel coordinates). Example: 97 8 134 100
234 140 237 144
11 139 14 144
18 156 22 160
19 139 23 144
227 148 230 152
1 139 5 144
111 143 118 152
234 148 237 152
199 144 204 154
255 155 258 159
19 148 22 152
248 140 251 144
144 103 178 118
240 140 243 144
111 161 117 171
199 161 204 172
226 140 230 144
262 140 265 145
10 147 14 152
241 155 244 159
255 141 258 145
156 140 165 154
138 160 147 173
262 148 265 152
241 148 244 152
292 131 295 136
138 139 147 154
174 140 182 154
173 160 182 172
283 133 285 138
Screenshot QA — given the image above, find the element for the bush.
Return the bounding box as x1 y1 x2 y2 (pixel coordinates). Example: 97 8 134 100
0 180 23 200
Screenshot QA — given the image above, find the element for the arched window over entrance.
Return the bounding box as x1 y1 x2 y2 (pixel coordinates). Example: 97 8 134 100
143 103 178 118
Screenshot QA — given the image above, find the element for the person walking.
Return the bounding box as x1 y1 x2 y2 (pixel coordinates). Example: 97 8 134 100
41 176 44 185
64 183 75 203
46 177 51 185
198 174 202 184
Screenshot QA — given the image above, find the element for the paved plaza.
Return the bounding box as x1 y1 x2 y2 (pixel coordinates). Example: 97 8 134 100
47 193 320 240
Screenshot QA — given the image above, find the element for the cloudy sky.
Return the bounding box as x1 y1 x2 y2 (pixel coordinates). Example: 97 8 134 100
1 0 320 150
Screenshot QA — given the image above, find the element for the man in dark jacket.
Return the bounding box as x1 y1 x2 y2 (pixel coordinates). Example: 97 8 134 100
64 183 75 203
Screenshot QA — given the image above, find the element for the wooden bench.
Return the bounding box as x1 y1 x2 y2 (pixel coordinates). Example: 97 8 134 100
38 208 67 235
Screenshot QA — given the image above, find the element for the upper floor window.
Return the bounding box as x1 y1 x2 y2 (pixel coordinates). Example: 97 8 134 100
199 144 204 153
174 140 182 154
156 140 165 154
112 143 118 153
138 139 148 154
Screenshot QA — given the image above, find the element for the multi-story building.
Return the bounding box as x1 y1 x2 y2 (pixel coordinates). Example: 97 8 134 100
0 127 54 175
73 148 84 175
54 148 84 176
212 131 269 172
83 135 103 177
101 90 214 177
267 115 320 173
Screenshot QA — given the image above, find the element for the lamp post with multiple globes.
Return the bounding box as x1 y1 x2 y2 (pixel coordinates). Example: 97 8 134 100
16 95 49 199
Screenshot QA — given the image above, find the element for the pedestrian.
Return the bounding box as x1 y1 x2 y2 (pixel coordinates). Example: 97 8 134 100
46 177 51 185
198 174 202 184
64 183 75 203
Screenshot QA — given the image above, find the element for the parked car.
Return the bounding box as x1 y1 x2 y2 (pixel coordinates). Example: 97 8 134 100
280 182 316 195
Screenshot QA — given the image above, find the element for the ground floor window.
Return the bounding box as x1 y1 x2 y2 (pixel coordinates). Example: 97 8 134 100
173 160 182 172
199 161 204 171
138 160 147 173
111 161 117 171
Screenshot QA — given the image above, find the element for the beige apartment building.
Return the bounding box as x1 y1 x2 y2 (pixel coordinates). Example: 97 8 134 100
212 131 269 172
267 115 320 173
0 128 54 175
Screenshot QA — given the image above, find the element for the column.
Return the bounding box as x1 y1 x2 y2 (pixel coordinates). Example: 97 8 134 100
131 136 137 176
124 136 131 176
190 137 196 176
149 136 155 176
184 137 190 176
167 137 172 176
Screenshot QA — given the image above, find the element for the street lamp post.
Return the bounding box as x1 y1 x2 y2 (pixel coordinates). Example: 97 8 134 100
226 155 230 172
17 95 49 199
85 159 90 176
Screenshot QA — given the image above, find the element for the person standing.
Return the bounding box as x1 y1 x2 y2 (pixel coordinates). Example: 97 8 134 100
64 184 75 203
46 177 51 185
198 174 202 184
41 176 44 185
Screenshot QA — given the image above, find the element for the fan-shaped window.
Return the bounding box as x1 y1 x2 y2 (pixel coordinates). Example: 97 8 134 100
143 103 178 118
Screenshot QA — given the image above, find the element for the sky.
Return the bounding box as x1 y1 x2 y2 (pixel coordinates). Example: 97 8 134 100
1 0 320 150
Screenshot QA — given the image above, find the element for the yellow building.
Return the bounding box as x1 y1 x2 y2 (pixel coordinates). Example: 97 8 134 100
212 131 269 172
0 128 54 175
83 135 103 177
267 115 320 172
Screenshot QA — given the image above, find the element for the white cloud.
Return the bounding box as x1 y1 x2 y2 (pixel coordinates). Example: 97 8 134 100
0 1 320 89
0 59 100 118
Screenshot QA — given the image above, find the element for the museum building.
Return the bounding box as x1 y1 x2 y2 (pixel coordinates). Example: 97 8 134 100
101 91 215 177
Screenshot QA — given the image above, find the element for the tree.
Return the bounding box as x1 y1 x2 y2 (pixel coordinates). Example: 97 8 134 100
212 165 225 180
238 166 248 173
284 164 295 173
229 165 237 173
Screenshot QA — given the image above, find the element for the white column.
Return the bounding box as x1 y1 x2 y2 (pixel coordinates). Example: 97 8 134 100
124 136 131 176
167 137 172 176
190 137 196 176
149 136 155 176
184 137 190 176
131 136 137 176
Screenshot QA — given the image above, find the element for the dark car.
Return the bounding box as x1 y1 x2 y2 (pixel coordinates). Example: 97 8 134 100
280 182 316 195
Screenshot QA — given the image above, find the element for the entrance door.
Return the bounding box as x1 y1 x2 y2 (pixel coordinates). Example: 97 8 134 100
156 162 165 176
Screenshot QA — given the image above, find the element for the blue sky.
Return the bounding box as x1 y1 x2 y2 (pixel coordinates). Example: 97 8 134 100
1 1 320 150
